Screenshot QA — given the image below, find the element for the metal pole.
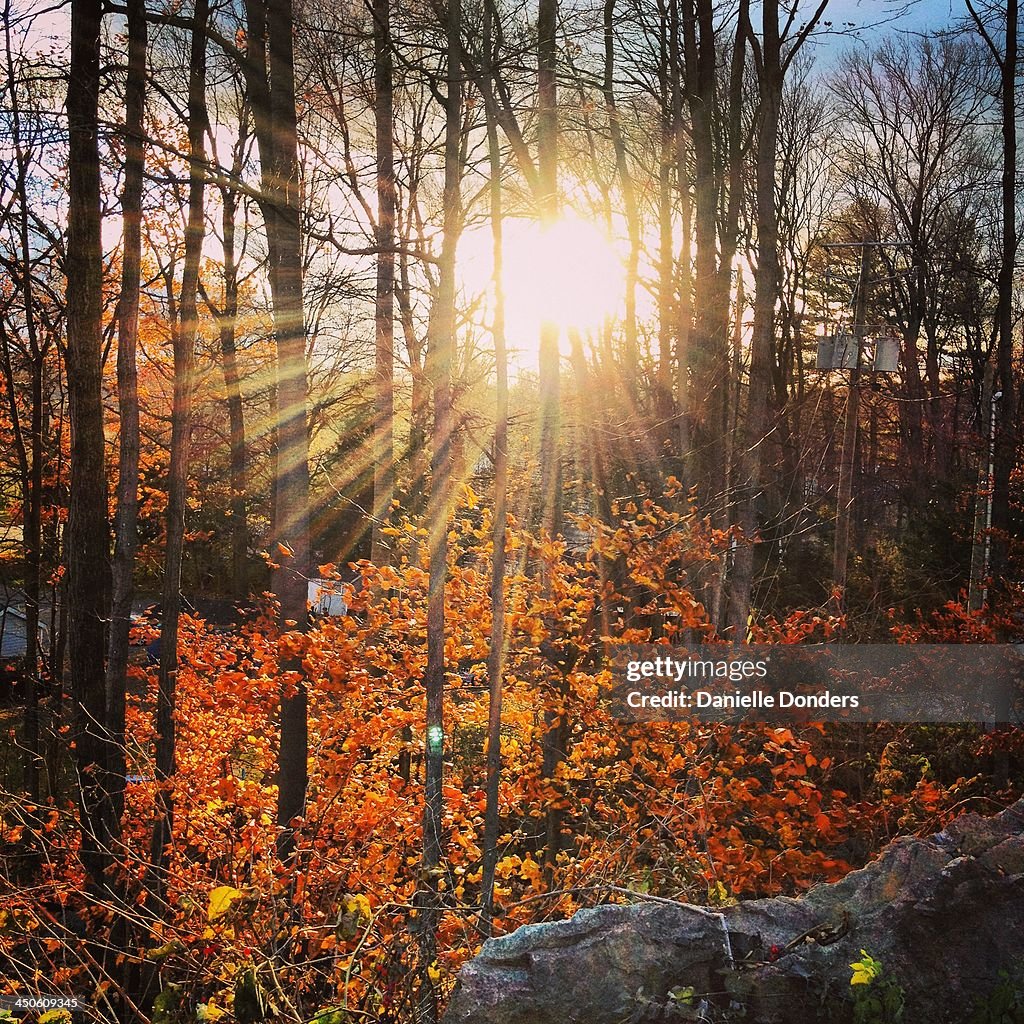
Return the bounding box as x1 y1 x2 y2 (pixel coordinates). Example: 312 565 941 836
832 242 872 609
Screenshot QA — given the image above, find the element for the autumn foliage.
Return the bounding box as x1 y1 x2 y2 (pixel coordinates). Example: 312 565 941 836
1 487 1018 1021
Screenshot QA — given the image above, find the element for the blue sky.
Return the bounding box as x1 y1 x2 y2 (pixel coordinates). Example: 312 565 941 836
18 0 962 59
810 0 960 52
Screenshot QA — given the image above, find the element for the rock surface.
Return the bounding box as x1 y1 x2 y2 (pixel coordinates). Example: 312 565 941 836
444 801 1024 1023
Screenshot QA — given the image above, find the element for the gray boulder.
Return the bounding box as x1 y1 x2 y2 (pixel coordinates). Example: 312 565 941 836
444 801 1024 1023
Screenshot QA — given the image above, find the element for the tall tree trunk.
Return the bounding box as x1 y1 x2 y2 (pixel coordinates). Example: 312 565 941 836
728 0 830 633
106 0 146 827
684 0 727 514
1 6 46 797
713 0 748 552
371 0 396 564
212 107 250 602
244 0 313 858
729 0 780 636
418 0 461 1008
976 0 1018 602
151 0 209 894
656 0 674 429
66 0 114 895
0 323 39 797
537 0 560 539
25 354 43 796
398 245 429 513
670 0 691 468
898 266 928 506
46 438 68 792
602 0 639 386
684 0 746 626
536 0 568 886
218 183 249 601
268 0 311 856
480 0 507 935
0 14 42 790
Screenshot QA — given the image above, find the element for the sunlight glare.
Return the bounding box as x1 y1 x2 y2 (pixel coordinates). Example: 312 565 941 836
461 213 624 365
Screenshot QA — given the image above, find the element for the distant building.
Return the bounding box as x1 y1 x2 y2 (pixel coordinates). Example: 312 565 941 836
0 604 47 663
309 579 348 617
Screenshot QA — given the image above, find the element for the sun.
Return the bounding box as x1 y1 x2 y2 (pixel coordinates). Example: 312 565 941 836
460 212 624 366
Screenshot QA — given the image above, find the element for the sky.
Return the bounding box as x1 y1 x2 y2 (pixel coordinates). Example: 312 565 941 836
809 0 960 54
15 0 960 53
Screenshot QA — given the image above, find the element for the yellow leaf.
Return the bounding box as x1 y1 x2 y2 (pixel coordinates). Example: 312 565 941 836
519 856 541 883
207 885 244 922
850 950 882 986
343 893 372 920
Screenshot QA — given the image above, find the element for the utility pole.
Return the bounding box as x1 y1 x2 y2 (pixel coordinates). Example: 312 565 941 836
818 238 906 613
832 241 872 609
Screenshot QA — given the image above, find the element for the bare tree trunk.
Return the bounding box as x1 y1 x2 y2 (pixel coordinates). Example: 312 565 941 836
398 245 429 514
967 0 1017 786
684 0 727 512
218 182 249 601
537 0 560 539
966 0 1018 603
729 0 830 633
899 268 928 505
25 352 43 795
729 0 780 636
1 5 48 797
656 0 674 427
418 0 461 1007
244 0 312 858
535 0 569 887
207 105 251 602
602 0 639 386
480 0 507 935
371 0 396 564
66 0 114 895
670 0 691 467
991 0 1018 599
106 0 146 826
47 443 68 792
683 0 745 626
151 0 209 894
269 0 311 855
0 290 34 798
0 322 40 798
